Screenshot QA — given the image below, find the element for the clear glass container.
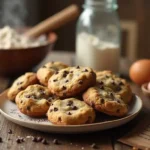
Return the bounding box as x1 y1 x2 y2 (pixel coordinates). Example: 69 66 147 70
76 0 121 73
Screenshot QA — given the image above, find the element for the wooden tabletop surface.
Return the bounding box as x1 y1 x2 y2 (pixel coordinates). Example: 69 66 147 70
0 51 149 150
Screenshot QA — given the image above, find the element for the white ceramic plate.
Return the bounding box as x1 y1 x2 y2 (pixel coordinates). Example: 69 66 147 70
0 90 143 133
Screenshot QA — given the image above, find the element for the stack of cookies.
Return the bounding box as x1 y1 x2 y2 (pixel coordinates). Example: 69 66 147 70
7 61 132 125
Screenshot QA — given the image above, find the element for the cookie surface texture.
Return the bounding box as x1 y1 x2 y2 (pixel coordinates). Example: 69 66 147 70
96 71 132 104
16 84 56 117
47 98 96 125
48 66 96 98
83 85 128 117
7 72 38 101
37 61 68 86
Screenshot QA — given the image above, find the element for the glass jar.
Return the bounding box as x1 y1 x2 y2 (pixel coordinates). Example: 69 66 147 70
76 0 121 73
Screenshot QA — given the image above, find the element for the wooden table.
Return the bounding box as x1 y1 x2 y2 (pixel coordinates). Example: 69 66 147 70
0 51 149 150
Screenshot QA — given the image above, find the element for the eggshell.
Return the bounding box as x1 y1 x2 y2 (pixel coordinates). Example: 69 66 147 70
129 59 150 85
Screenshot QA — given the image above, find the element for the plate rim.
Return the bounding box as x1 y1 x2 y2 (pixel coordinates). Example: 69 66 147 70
0 90 143 128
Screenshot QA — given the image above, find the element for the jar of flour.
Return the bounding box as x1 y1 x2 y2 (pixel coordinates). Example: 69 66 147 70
76 0 121 73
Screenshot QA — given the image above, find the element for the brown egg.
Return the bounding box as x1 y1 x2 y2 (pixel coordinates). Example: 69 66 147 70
129 59 150 85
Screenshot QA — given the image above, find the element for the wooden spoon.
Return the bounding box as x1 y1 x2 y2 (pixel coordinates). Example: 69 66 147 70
24 4 80 38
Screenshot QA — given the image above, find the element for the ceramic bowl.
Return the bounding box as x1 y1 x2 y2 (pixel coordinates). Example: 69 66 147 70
0 33 57 76
141 82 150 98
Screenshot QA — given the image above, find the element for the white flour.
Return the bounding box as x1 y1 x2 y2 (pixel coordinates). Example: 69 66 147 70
0 26 47 49
76 32 120 72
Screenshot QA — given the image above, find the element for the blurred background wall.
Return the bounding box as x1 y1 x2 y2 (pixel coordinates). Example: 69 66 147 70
0 0 150 59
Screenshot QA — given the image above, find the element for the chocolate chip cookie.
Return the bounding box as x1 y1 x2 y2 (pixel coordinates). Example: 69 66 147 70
37 61 68 86
16 84 57 117
96 71 132 104
7 72 38 101
48 66 96 98
47 98 96 125
83 84 128 117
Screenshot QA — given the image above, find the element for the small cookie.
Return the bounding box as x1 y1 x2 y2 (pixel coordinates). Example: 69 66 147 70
48 66 96 98
47 98 95 125
16 84 56 117
96 71 132 104
37 61 68 86
83 85 128 117
7 72 38 101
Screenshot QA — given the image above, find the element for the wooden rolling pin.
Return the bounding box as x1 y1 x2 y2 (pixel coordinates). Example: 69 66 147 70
24 4 80 38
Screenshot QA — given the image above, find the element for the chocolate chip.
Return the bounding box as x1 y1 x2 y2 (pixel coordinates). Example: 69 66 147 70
63 74 67 77
62 86 66 90
70 71 73 73
110 93 114 98
111 81 116 85
55 71 59 74
67 100 73 106
54 107 58 111
76 66 80 69
53 79 57 82
32 137 37 142
119 81 124 86
41 139 48 145
37 137 43 142
46 102 50 106
42 65 46 68
16 138 21 144
64 70 69 74
84 69 88 72
20 100 23 103
26 106 30 111
58 117 61 122
19 137 24 142
18 87 23 90
117 100 121 103
91 143 97 149
99 81 103 85
63 70 69 77
39 89 45 95
116 87 121 91
101 99 105 104
79 80 83 84
8 129 12 134
106 75 109 78
51 61 54 64
67 112 72 115
65 80 69 83
0 137 2 143
53 139 59 144
72 106 78 110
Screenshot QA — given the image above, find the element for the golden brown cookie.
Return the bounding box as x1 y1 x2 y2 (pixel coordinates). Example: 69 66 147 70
47 98 96 125
83 85 128 117
16 84 56 117
37 61 68 86
7 72 38 101
48 66 96 98
96 71 132 104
